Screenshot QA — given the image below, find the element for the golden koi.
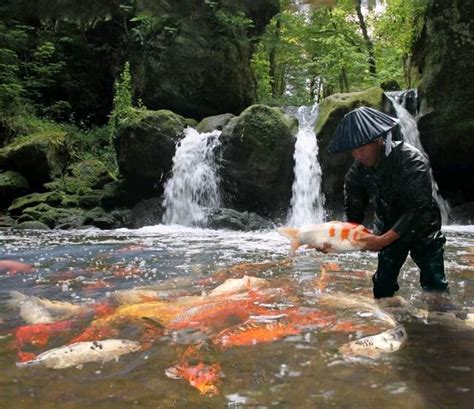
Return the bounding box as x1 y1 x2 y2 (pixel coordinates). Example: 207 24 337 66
278 221 372 254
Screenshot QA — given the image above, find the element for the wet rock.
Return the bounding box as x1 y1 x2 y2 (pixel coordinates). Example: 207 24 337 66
0 170 30 208
449 202 474 225
196 113 235 133
129 197 164 228
0 213 15 228
218 105 296 218
207 208 273 231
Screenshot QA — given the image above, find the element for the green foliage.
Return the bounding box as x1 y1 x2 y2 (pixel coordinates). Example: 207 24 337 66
109 61 134 137
252 0 426 105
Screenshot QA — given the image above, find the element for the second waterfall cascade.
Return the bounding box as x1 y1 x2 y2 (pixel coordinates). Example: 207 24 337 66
162 128 222 226
287 104 325 227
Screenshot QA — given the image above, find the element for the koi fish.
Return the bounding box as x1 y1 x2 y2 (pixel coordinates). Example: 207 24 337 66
16 339 141 369
14 320 74 349
168 298 262 331
9 291 85 324
165 362 221 396
209 275 268 296
0 260 35 275
339 325 407 358
277 221 372 254
213 320 300 349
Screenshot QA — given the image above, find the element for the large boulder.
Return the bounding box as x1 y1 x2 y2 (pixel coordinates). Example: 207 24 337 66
218 104 296 218
115 109 187 198
0 171 30 208
131 1 279 119
413 0 474 205
0 132 68 189
315 87 387 217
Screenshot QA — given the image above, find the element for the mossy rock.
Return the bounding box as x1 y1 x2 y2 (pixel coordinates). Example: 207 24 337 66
20 203 87 229
218 104 296 217
15 221 50 230
0 131 68 189
8 191 64 215
114 109 187 198
70 159 116 189
0 171 30 208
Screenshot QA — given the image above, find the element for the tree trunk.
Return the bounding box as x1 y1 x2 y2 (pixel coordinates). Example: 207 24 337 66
355 0 376 79
269 15 281 97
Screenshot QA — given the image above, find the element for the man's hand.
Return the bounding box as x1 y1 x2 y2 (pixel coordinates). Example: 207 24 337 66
360 230 400 252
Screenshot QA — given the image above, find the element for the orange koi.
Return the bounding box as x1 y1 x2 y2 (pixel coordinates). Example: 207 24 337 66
213 320 300 349
13 320 74 349
168 298 262 331
83 280 113 292
68 324 119 344
278 221 372 254
166 362 221 396
0 260 35 275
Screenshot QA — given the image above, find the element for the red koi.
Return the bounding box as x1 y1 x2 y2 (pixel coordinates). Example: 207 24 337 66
0 260 35 275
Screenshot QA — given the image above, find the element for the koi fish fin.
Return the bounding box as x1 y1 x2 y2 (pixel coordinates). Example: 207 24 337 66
277 227 301 255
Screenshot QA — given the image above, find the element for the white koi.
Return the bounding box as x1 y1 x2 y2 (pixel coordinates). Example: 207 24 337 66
210 275 268 296
339 325 407 358
278 221 371 254
16 339 141 369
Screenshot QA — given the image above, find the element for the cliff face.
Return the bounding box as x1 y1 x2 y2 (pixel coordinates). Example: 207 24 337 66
413 0 474 204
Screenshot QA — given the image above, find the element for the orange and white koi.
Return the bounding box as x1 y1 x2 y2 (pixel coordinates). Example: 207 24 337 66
277 221 372 254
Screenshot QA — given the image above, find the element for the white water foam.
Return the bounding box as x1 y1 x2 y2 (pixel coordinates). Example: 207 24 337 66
287 104 325 227
162 128 221 226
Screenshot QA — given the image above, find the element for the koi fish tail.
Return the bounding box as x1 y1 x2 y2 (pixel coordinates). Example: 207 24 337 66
277 227 301 255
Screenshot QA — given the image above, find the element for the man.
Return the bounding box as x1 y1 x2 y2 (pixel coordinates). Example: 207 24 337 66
328 106 449 299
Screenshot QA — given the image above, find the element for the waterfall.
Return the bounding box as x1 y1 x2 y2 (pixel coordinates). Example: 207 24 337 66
162 128 221 226
286 104 325 227
387 92 450 224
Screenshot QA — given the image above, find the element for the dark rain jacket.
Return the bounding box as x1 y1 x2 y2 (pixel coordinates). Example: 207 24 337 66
344 141 442 241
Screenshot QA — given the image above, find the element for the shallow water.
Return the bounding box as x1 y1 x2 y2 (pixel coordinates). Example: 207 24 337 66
0 225 473 409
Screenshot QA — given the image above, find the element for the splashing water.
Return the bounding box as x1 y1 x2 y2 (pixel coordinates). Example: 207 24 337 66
162 128 221 226
387 92 450 223
287 105 325 227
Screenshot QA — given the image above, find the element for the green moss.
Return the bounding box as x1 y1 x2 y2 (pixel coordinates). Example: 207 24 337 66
234 104 295 150
1 131 67 152
316 87 384 135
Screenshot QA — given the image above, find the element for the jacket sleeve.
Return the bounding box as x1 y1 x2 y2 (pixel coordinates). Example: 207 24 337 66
344 165 368 224
390 151 434 237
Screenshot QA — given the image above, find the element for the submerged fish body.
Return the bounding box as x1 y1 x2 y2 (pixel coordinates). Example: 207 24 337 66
278 222 371 254
0 260 35 275
16 339 141 369
339 325 407 358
